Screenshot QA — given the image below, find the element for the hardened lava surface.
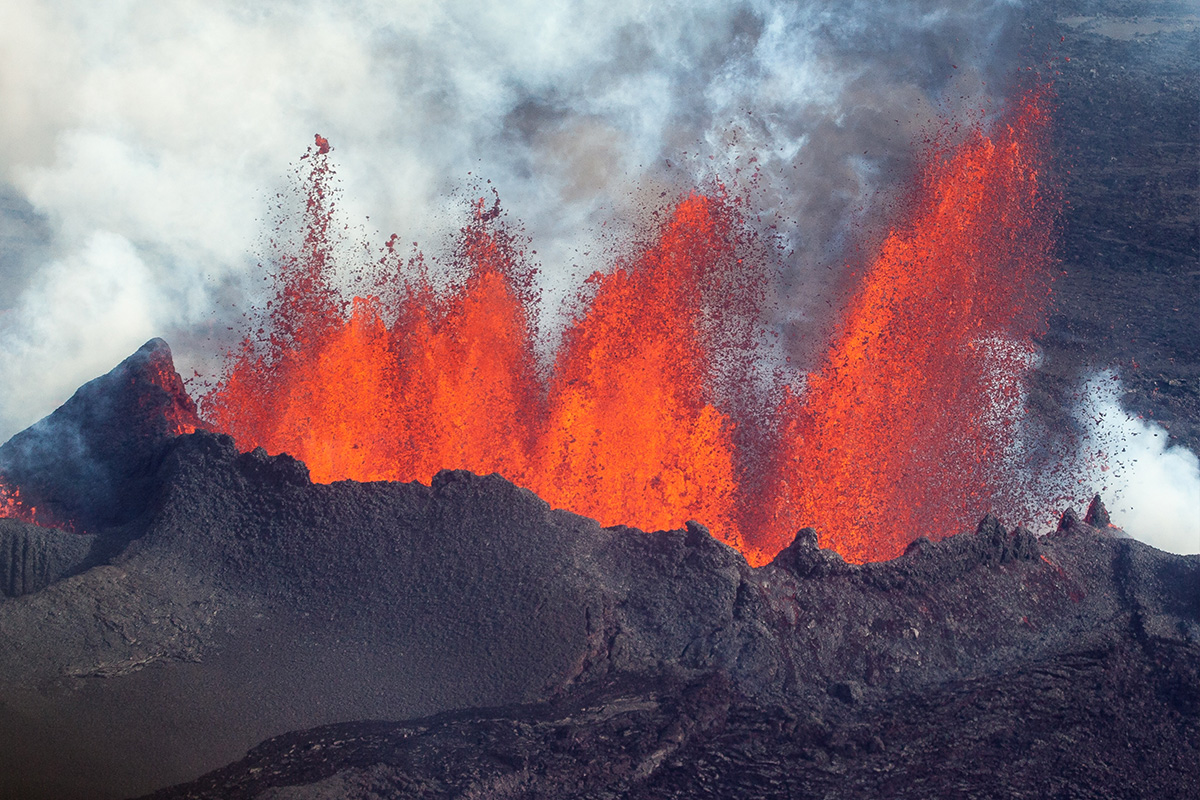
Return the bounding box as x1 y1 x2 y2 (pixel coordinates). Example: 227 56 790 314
0 342 1195 799
140 648 1199 800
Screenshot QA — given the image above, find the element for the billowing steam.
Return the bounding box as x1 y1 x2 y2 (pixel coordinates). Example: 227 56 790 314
1076 372 1200 555
1 0 1024 436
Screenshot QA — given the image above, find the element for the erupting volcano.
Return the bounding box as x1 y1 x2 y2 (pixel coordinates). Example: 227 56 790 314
0 2 1196 797
200 86 1057 564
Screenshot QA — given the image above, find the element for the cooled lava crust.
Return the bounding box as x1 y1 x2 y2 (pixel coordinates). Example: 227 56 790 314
0 339 1194 799
0 0 1197 797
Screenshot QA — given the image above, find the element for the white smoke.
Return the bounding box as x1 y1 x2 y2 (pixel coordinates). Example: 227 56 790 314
1075 372 1200 556
2 0 1025 439
0 230 169 411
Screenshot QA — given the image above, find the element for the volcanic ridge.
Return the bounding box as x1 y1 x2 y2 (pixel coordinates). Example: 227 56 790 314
0 340 1195 799
0 0 1197 795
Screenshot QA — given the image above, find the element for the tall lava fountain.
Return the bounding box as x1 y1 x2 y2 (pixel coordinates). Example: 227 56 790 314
201 85 1057 565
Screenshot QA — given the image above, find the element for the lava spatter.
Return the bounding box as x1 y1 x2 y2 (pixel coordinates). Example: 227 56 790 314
529 194 748 548
203 86 1057 565
764 86 1056 562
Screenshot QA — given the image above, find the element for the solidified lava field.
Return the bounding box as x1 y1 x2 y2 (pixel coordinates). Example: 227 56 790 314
0 340 1197 800
0 0 1196 798
1029 0 1199 453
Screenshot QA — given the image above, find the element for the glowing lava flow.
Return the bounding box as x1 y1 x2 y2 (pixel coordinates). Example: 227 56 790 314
204 87 1056 565
0 479 75 532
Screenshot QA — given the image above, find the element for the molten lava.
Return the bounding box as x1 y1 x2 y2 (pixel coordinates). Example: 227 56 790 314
764 86 1056 562
202 89 1057 565
0 478 75 532
205 188 545 486
0 480 38 527
528 195 748 549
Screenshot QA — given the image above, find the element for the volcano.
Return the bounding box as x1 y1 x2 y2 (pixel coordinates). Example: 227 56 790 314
0 0 1197 797
0 340 1195 799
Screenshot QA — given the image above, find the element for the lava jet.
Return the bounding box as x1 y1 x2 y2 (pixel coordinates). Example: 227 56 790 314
0 0 1197 797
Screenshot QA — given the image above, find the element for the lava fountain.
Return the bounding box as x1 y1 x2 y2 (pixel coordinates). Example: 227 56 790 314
762 85 1057 562
3 87 1055 564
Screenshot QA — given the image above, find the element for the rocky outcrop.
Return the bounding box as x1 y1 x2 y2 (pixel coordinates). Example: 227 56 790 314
0 338 204 535
0 518 91 597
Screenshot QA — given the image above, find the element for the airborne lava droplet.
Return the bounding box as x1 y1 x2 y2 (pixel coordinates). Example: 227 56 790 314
201 85 1058 566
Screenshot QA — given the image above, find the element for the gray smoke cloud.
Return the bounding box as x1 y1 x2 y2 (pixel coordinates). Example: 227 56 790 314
0 0 1027 440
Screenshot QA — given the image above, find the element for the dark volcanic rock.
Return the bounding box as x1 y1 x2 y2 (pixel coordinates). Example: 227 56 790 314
769 527 853 579
139 643 1200 800
1085 493 1112 528
1057 506 1086 535
0 517 91 597
135 672 739 800
0 338 203 535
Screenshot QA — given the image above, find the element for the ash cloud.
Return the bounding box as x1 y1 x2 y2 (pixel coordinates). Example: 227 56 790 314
0 0 1027 439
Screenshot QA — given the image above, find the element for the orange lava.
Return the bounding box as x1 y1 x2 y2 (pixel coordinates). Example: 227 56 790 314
204 87 1056 565
527 194 746 549
764 86 1056 562
0 478 74 532
205 196 545 485
0 479 36 525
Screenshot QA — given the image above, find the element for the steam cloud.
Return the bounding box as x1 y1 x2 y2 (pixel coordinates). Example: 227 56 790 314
1075 373 1200 556
1 0 1025 438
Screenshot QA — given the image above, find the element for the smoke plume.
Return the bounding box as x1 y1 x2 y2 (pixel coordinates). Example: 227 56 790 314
0 0 1026 438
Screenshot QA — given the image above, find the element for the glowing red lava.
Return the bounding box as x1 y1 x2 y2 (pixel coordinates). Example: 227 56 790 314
0 478 75 532
193 87 1057 565
763 85 1056 562
0 480 38 527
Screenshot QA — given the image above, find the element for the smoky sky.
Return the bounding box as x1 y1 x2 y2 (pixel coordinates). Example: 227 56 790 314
0 0 1030 440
